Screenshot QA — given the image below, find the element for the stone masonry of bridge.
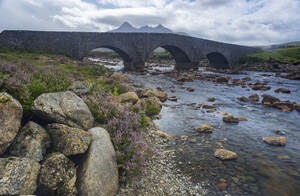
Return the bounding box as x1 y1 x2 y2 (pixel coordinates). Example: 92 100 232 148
0 30 260 70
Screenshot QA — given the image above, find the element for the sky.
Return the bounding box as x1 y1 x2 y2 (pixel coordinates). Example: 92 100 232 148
0 0 300 46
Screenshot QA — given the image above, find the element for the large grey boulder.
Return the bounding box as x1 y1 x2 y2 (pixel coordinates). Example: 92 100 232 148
39 152 77 196
0 157 40 195
78 127 119 196
32 91 94 130
0 92 23 155
9 121 51 161
47 123 92 156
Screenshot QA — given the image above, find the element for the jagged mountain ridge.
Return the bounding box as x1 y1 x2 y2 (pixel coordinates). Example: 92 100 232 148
109 22 188 36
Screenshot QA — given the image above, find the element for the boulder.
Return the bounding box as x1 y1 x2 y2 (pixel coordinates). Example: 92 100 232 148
274 88 291 94
195 124 214 133
137 97 162 116
214 149 237 160
0 92 23 155
119 92 139 104
47 123 92 156
140 88 156 98
9 121 51 162
32 91 94 130
262 94 280 106
39 152 77 195
0 157 40 195
223 115 239 124
249 94 259 102
263 136 286 146
78 127 118 196
154 130 174 140
68 81 90 95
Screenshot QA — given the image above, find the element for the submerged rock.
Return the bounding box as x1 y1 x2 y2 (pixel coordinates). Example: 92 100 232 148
38 152 77 195
263 136 286 146
0 92 23 155
32 91 94 130
0 157 40 195
9 121 51 161
119 92 139 104
238 96 249 102
195 124 214 133
78 127 118 196
214 149 237 160
47 123 92 156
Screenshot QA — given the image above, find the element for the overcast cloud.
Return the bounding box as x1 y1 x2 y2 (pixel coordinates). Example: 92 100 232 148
0 0 299 46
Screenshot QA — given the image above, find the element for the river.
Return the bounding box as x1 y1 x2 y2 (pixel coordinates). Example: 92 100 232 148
92 58 300 196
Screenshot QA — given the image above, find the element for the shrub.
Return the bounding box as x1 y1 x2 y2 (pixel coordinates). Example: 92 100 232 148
83 92 150 183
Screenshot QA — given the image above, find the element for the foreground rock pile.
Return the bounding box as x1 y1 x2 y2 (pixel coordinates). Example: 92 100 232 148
0 91 118 196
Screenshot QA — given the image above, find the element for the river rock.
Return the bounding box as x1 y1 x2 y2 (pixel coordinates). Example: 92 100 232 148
38 152 77 195
9 121 51 162
295 104 300 112
238 96 249 102
0 92 23 155
263 136 286 146
155 130 173 140
195 124 214 133
216 76 229 83
274 88 291 94
208 97 216 102
0 157 40 195
32 91 94 130
168 96 178 102
202 104 216 109
47 123 92 156
78 127 118 196
251 82 271 91
223 115 239 124
249 94 259 102
186 87 195 92
119 92 139 104
262 94 280 106
272 101 294 112
214 149 237 160
177 74 194 82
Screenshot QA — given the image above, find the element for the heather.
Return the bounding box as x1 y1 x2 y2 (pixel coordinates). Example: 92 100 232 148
83 92 150 183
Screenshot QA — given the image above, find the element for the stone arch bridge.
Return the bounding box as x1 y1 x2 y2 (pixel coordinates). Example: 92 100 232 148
0 30 260 70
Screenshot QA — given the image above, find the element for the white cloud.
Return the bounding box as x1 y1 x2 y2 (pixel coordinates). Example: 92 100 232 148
0 0 299 45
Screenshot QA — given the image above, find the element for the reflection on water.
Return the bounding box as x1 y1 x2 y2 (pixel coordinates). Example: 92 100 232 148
98 59 300 196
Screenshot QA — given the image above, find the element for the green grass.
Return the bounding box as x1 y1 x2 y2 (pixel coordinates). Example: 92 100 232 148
240 47 300 64
149 51 173 60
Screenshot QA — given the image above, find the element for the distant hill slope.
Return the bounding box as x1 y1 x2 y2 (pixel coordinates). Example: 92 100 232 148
109 22 189 36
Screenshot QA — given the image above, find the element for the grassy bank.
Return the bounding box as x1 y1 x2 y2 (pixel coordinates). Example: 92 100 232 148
0 48 153 184
239 47 300 64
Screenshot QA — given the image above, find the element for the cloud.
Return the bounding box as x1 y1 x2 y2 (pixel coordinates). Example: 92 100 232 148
0 0 299 45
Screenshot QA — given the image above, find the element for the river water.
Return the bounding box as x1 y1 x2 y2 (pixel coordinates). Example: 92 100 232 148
93 58 300 196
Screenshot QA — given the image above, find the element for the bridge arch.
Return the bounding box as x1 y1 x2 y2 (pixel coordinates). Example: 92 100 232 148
146 45 196 70
206 52 230 69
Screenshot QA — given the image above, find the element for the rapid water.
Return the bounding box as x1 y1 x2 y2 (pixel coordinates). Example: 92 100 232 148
94 58 300 196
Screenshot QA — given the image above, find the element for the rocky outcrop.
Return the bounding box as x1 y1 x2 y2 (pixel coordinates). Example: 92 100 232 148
214 149 237 160
32 91 94 130
154 90 168 102
9 121 51 162
0 92 23 155
0 157 40 195
263 136 286 146
47 123 92 156
78 127 119 196
137 97 163 116
119 92 139 104
108 73 129 83
39 152 77 195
